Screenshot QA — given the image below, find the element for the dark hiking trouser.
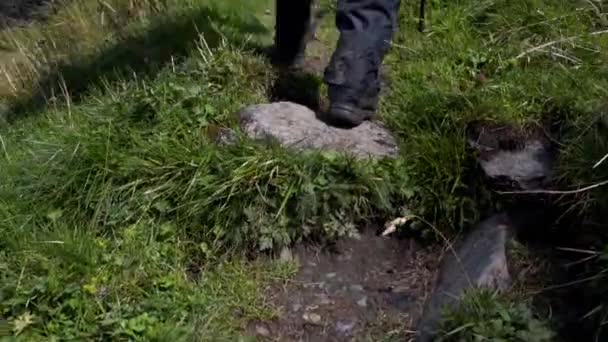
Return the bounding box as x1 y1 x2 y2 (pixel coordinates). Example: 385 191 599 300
275 0 401 110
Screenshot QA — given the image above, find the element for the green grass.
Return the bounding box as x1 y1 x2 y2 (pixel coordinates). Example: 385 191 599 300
382 0 608 230
1 0 608 339
0 0 270 118
0 219 294 340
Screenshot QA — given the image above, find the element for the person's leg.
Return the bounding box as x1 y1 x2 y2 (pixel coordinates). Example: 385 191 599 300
325 0 401 126
274 0 313 66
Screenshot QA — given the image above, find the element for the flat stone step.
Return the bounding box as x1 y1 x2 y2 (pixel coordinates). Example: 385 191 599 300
238 102 399 159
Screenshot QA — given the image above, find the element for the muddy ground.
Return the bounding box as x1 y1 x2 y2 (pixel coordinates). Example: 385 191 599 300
248 229 440 341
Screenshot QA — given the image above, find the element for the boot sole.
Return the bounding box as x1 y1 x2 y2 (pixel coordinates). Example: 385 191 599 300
327 105 374 128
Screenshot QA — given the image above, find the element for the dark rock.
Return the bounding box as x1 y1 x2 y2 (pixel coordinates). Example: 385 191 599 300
467 122 556 190
416 213 514 342
478 140 555 190
238 102 399 158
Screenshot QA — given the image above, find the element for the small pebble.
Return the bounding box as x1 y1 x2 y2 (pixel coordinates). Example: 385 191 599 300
392 285 410 293
306 304 319 311
304 281 325 289
357 296 368 307
318 296 332 305
335 320 356 335
292 304 302 312
302 312 322 324
350 284 364 292
337 254 352 261
326 272 336 279
256 325 270 337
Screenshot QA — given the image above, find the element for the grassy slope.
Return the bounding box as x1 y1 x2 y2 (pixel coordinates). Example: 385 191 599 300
0 0 607 340
0 0 298 340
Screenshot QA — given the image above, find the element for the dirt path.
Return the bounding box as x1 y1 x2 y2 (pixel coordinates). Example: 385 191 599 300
249 229 439 341
248 8 436 339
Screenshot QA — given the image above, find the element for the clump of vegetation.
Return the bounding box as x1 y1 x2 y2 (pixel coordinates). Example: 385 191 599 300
0 0 269 103
0 218 294 340
0 45 415 252
438 290 555 342
383 0 608 231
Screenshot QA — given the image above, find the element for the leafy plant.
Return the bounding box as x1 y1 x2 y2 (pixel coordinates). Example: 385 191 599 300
438 290 555 342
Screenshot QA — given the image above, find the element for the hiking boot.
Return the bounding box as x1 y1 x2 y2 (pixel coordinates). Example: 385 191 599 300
323 31 382 127
327 103 374 127
325 83 380 127
322 0 401 127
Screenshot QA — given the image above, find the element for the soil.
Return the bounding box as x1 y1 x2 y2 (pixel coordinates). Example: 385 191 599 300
248 229 439 341
466 121 552 156
0 0 58 29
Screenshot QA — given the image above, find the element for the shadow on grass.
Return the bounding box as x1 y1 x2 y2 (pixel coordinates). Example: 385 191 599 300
269 69 322 111
5 5 268 122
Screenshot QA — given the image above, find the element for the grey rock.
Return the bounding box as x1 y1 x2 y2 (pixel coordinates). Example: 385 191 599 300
416 214 514 342
466 123 556 191
255 324 271 337
478 140 554 190
335 320 356 335
302 312 322 324
356 296 368 308
238 102 399 158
